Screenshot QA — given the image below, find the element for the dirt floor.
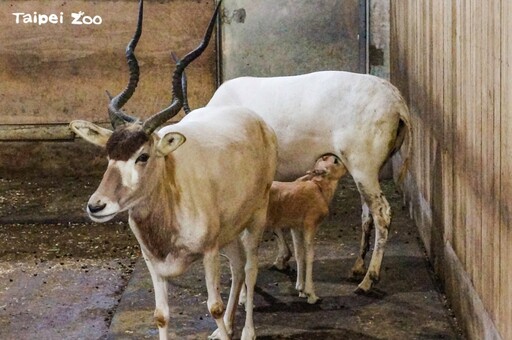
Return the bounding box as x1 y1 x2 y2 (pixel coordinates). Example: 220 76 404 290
0 176 139 339
0 175 462 339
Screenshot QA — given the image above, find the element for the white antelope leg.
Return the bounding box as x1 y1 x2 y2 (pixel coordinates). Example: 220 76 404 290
203 248 229 340
272 229 292 270
353 175 391 293
351 199 374 278
144 253 170 340
210 238 245 339
302 222 319 304
290 229 306 295
240 211 266 340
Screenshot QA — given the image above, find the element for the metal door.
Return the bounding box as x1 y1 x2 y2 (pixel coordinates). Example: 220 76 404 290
218 0 367 82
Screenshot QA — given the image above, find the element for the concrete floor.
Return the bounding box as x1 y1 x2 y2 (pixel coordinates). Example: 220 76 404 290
107 178 462 339
0 176 139 340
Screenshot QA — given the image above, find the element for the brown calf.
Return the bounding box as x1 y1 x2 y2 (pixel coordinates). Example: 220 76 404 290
268 154 347 304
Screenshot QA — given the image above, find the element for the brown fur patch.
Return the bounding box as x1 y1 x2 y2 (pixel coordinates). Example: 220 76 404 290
132 208 179 261
129 153 186 261
209 302 225 319
154 311 167 328
106 125 148 160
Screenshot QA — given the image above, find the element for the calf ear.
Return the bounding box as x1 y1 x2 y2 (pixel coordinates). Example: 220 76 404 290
70 120 112 147
156 132 186 156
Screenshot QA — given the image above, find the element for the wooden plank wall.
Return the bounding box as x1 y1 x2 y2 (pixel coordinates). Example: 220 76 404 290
0 0 216 178
0 0 216 125
390 1 511 339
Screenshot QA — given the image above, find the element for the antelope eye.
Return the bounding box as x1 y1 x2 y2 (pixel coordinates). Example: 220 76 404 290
136 153 149 164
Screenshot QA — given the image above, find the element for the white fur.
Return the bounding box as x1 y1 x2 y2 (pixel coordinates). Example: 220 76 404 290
207 71 412 293
116 150 142 190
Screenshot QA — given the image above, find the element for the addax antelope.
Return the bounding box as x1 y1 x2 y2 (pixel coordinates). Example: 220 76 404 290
206 70 412 294
70 2 277 339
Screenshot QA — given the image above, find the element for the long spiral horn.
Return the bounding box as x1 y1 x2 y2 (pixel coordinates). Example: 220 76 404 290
107 0 143 129
171 51 191 114
142 1 221 134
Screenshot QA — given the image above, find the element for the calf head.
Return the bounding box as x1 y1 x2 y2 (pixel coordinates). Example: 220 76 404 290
69 0 219 222
310 154 347 181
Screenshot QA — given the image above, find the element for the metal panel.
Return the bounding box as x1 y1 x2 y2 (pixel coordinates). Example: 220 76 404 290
219 0 366 82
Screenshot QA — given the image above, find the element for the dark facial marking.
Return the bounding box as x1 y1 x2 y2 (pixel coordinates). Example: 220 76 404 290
106 127 149 161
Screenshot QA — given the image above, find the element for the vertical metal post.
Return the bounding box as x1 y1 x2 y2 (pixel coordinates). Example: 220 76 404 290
359 0 370 74
215 0 223 87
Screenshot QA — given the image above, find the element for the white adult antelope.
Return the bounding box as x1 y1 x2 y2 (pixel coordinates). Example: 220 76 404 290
70 2 277 339
204 70 412 294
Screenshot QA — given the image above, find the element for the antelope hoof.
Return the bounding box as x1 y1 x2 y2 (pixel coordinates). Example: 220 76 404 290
351 259 366 279
241 326 256 340
354 278 372 295
369 270 380 283
354 286 369 295
208 329 221 340
306 293 320 304
351 267 366 279
209 328 232 340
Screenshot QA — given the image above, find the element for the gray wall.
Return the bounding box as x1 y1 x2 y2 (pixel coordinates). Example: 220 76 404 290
369 0 390 79
219 0 365 81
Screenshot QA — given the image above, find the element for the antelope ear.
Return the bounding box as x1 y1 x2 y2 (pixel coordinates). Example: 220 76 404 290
70 120 112 147
156 132 186 156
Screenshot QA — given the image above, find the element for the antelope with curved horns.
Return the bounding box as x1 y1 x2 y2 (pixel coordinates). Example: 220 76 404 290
201 71 413 294
70 1 278 339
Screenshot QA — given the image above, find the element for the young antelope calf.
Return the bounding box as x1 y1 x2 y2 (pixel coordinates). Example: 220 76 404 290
267 154 347 304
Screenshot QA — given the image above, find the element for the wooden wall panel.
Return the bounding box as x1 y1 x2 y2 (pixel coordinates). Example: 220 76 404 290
490 0 502 324
500 1 512 338
479 0 489 309
453 0 466 264
441 0 455 258
390 1 509 338
430 0 444 270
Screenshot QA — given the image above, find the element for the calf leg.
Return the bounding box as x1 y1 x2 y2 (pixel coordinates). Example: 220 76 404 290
290 229 306 294
144 253 170 340
302 221 320 304
353 176 391 293
351 199 374 279
273 229 292 270
203 248 229 340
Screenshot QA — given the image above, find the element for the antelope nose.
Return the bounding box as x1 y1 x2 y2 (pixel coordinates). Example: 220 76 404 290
88 202 107 214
